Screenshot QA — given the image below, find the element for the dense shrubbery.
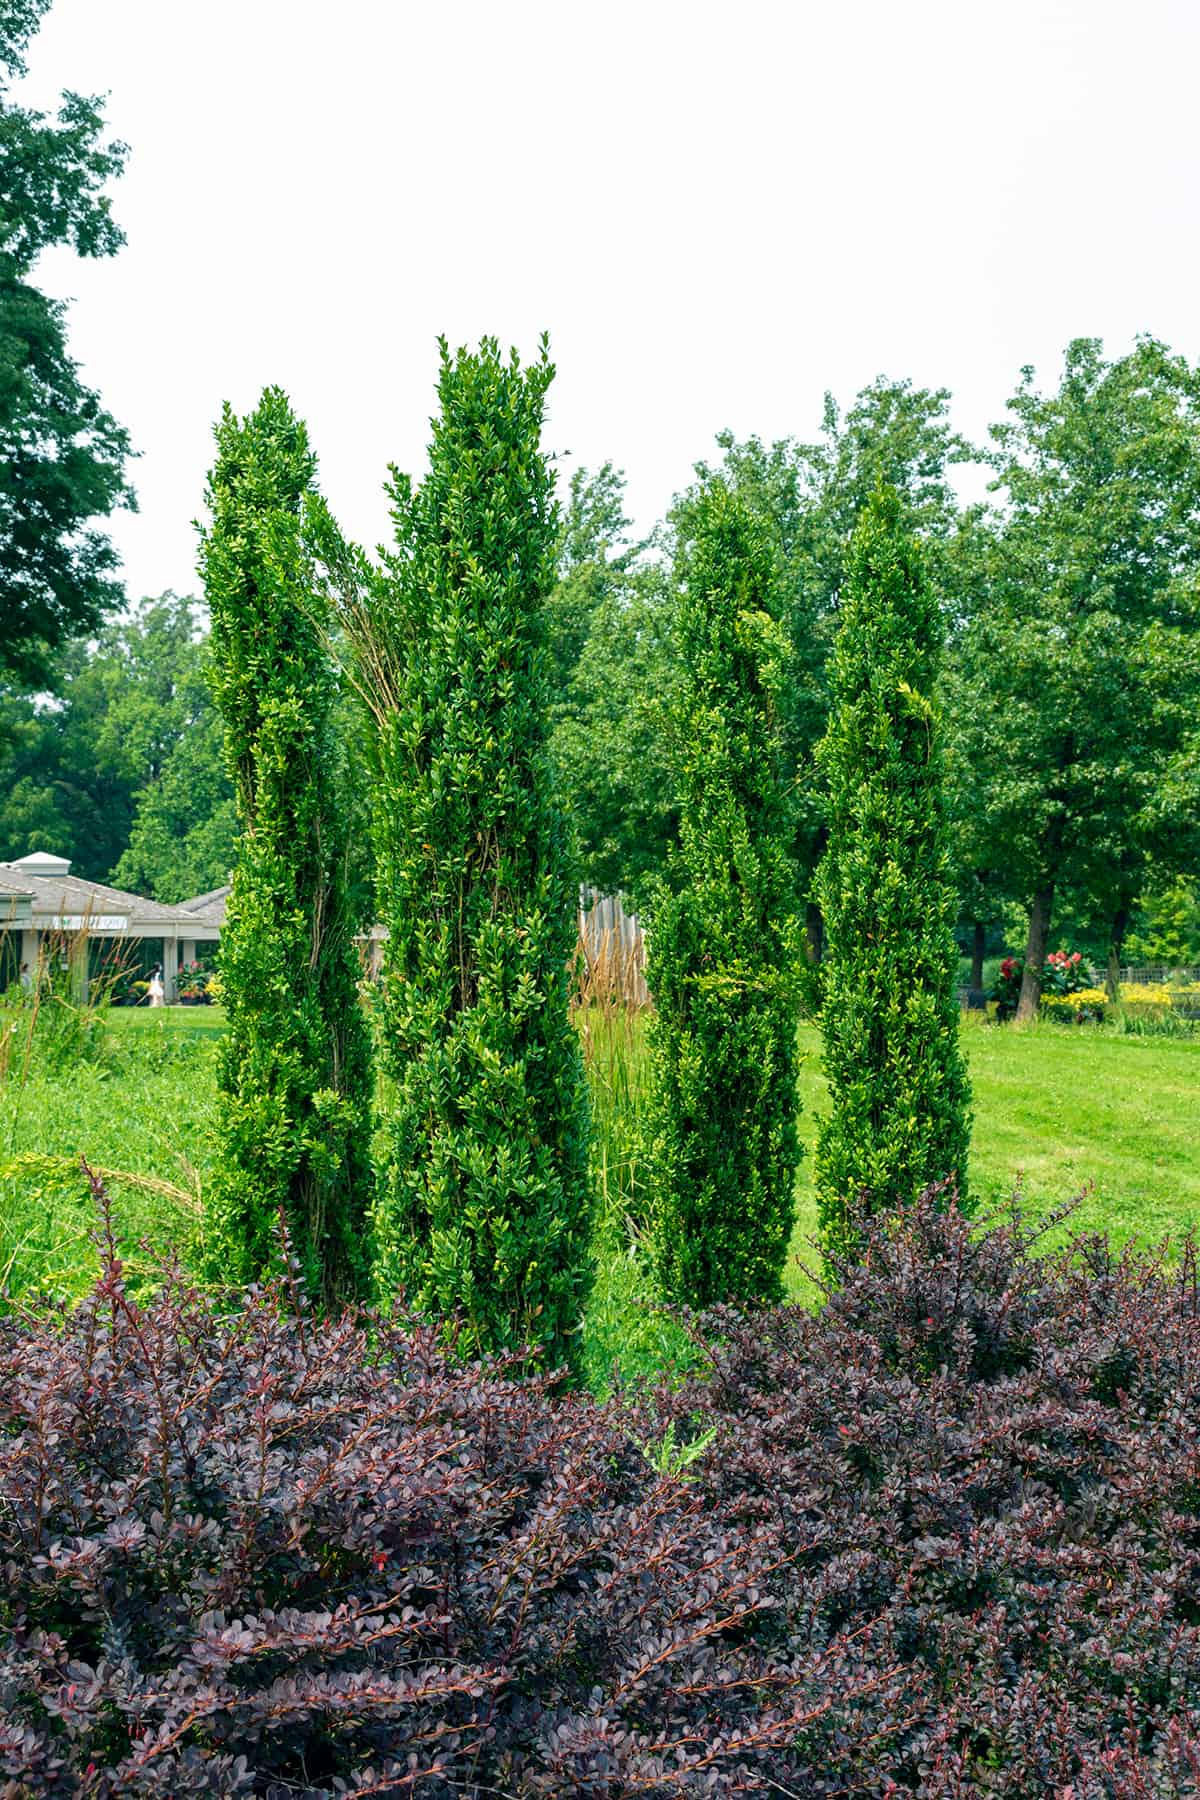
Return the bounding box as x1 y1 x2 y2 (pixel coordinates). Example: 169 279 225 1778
0 1175 892 1797
4 1179 1200 1795
661 1191 1200 1796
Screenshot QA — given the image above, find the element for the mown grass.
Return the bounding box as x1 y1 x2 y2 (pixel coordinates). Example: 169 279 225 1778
787 1014 1200 1305
570 1008 1200 1380
1 1005 1197 1386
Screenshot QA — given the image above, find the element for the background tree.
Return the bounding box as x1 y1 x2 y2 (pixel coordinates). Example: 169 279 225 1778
334 337 593 1367
1126 872 1200 968
544 462 634 695
112 675 237 900
814 487 970 1257
542 464 679 907
644 476 800 1309
954 338 1200 1019
0 593 234 889
201 389 373 1303
549 555 679 908
700 382 978 958
0 0 133 682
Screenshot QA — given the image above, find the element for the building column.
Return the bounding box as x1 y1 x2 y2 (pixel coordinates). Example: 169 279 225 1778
162 936 179 1003
19 928 38 988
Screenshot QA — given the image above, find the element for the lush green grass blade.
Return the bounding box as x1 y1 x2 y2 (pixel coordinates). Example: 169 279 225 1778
2 1007 1197 1388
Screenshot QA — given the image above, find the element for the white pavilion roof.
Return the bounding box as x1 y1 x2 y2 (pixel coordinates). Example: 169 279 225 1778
0 855 201 939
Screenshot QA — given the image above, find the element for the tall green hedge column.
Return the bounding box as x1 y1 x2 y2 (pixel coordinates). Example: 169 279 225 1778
201 389 373 1303
645 478 801 1309
358 338 592 1366
814 486 970 1258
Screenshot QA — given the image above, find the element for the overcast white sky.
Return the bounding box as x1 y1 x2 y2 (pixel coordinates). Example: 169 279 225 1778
18 0 1200 602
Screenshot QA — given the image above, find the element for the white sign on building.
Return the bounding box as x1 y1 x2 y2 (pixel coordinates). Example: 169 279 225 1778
50 915 129 933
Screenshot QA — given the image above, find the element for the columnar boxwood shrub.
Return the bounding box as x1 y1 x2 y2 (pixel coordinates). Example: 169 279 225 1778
341 339 592 1366
814 485 970 1255
201 390 373 1302
644 478 800 1308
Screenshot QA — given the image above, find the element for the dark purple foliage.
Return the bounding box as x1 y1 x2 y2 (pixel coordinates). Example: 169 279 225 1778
656 1190 1200 1797
0 1184 895 1798
2 1181 1200 1796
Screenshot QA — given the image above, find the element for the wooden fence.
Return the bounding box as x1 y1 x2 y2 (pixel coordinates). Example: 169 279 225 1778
576 889 649 1008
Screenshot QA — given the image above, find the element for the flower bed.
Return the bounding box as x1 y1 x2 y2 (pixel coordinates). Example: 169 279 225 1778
176 960 215 1005
1041 983 1108 1023
2 1184 1199 1795
992 949 1093 1020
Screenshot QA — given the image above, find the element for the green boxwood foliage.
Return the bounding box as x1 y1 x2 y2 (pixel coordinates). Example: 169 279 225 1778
345 338 592 1367
814 486 970 1256
200 389 373 1303
644 478 801 1309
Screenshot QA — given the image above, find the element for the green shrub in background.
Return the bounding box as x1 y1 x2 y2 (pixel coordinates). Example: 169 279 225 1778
334 339 593 1368
814 487 971 1257
201 389 373 1303
644 477 801 1309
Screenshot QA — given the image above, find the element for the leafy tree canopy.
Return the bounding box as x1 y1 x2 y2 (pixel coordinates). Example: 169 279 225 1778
951 337 1200 1010
0 0 133 681
0 593 233 892
547 465 679 907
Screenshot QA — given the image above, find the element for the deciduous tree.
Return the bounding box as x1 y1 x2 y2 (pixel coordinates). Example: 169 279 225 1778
954 339 1200 1018
0 0 133 681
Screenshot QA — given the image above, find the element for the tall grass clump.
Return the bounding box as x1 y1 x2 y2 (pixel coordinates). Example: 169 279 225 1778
572 923 651 1230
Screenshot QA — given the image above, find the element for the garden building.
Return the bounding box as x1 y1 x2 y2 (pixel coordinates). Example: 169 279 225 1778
0 852 221 1000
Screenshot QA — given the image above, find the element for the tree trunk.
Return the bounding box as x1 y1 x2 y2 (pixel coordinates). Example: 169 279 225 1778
805 900 825 966
1016 884 1054 1022
1106 902 1131 1001
970 921 986 992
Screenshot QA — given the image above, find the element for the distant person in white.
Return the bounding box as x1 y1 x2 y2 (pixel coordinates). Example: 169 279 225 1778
148 968 165 1007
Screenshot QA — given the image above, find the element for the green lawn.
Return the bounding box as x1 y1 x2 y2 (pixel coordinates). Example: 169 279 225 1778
107 1003 228 1038
1 1007 1197 1375
789 1016 1200 1280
